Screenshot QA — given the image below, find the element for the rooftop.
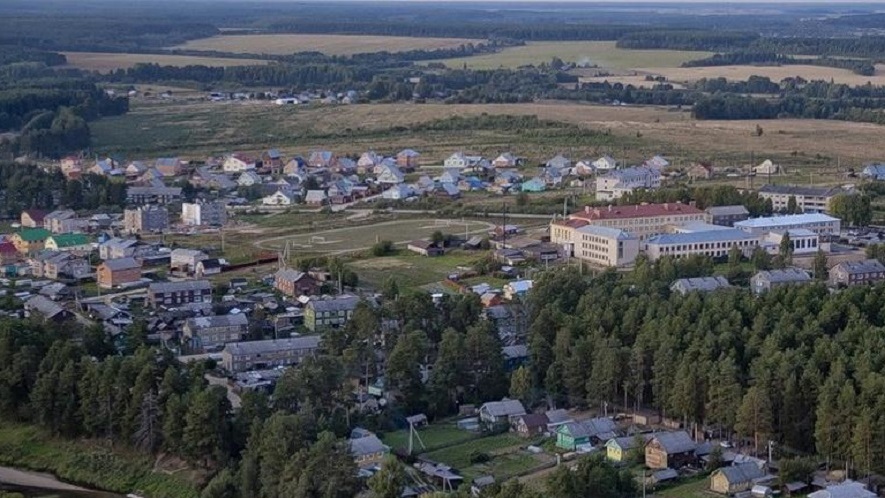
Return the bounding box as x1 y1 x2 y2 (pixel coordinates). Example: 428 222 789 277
754 268 811 283
647 228 757 246
575 224 636 240
833 259 885 275
186 314 248 330
149 280 211 294
570 202 703 222
307 295 360 312
101 257 141 271
716 462 766 484
671 276 732 293
48 233 90 247
706 205 750 216
735 213 840 229
759 184 843 197
224 335 321 356
651 430 696 454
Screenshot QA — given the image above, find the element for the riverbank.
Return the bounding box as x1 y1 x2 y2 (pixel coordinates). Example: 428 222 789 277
0 424 200 498
0 467 90 491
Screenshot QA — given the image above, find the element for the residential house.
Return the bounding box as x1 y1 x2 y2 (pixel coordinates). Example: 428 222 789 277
44 210 84 234
396 149 421 170
283 158 307 178
556 418 618 450
223 153 257 173
592 155 617 171
181 201 227 226
807 481 876 498
546 154 571 170
308 150 336 169
493 153 518 169
31 251 91 280
688 162 714 180
262 190 295 206
751 268 812 294
221 335 321 372
757 185 849 214
147 280 212 308
706 205 750 227
479 399 527 426
195 258 224 277
304 295 360 331
829 259 885 287
0 242 18 264
861 164 885 180
123 205 168 234
710 462 767 495
595 166 661 201
645 431 697 469
503 280 532 300
262 149 284 172
357 151 384 173
670 276 732 295
540 166 564 187
90 157 118 176
438 168 461 185
735 213 840 237
237 170 263 187
349 435 389 469
435 182 461 199
407 240 444 257
126 186 182 205
444 152 471 170
20 210 47 228
521 178 546 192
24 295 72 323
304 190 328 206
382 185 415 201
183 314 249 351
376 164 405 184
12 228 52 254
155 157 183 177
44 233 91 253
644 155 670 170
125 161 149 178
512 413 549 437
59 156 82 180
170 248 207 273
274 269 319 297
572 160 596 177
753 159 779 175
606 435 653 463
97 257 142 289
99 238 138 260
545 409 573 432
191 167 236 192
502 344 528 370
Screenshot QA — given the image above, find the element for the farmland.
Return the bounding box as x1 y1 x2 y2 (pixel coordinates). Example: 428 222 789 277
638 63 885 86
172 34 483 56
431 41 712 70
62 52 267 72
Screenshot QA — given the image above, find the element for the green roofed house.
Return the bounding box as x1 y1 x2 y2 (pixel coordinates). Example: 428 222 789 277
11 228 52 254
45 233 92 253
556 417 618 451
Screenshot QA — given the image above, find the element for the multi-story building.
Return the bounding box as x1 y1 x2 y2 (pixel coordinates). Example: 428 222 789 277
595 166 661 201
30 251 91 280
274 269 319 297
12 228 52 254
97 257 142 289
829 260 885 287
170 248 208 273
645 228 760 261
183 314 249 351
734 213 841 237
552 220 639 267
126 186 183 205
123 205 169 234
757 185 849 213
147 280 212 307
705 205 750 227
221 335 322 373
44 233 92 253
20 209 47 228
304 295 360 331
551 202 706 243
181 201 227 226
223 153 257 173
762 229 821 255
43 210 85 234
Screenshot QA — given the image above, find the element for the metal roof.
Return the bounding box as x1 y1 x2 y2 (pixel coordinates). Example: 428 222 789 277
481 399 526 418
651 431 696 454
671 276 731 293
648 229 757 246
223 335 321 356
149 280 211 293
735 213 839 229
716 462 765 484
833 259 885 275
759 184 841 197
753 268 811 284
706 205 750 216
575 224 636 240
186 314 248 330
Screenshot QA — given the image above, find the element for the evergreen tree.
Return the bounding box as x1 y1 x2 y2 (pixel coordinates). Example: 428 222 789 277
368 455 407 498
509 366 532 406
813 249 829 280
735 385 773 456
182 386 231 467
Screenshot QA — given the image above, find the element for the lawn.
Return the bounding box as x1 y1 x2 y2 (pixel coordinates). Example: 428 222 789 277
62 51 266 72
430 41 712 70
381 423 476 453
655 475 711 498
350 250 487 289
423 433 526 470
172 34 482 56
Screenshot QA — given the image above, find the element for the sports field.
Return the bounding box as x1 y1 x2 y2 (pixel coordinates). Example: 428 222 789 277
431 41 712 70
62 52 267 72
254 219 493 254
173 34 483 56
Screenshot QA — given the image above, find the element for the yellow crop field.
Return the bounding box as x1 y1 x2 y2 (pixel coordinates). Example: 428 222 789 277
638 64 885 86
62 52 267 72
173 34 483 56
432 41 713 70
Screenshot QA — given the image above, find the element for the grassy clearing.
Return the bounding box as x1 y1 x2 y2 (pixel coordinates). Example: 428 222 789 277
381 423 476 453
0 424 200 498
351 250 486 289
172 34 482 56
423 433 526 470
431 41 712 70
655 475 711 498
62 52 266 72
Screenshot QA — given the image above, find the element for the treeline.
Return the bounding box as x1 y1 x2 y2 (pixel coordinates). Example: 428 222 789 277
752 36 885 60
616 30 760 51
523 263 885 475
684 52 876 76
0 46 66 67
618 185 774 217
0 162 126 216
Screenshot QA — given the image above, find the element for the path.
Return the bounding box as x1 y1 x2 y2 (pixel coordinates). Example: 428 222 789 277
0 466 90 492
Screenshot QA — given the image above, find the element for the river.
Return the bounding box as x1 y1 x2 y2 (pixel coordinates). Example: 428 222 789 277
0 466 124 498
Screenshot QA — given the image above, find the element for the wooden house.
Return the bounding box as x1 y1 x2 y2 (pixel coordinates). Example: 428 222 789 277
512 413 549 437
710 462 767 495
645 431 697 470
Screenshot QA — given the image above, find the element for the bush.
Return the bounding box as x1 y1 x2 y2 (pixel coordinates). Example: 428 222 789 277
371 240 395 257
468 450 490 464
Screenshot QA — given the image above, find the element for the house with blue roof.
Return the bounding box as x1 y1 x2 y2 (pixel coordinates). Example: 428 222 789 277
521 178 546 192
862 164 885 180
645 228 760 260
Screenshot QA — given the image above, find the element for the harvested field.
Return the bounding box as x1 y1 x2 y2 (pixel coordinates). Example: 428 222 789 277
432 41 712 70
62 52 266 72
172 34 483 56
638 63 885 86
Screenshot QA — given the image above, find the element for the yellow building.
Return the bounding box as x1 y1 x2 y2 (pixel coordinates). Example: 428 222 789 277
11 228 51 254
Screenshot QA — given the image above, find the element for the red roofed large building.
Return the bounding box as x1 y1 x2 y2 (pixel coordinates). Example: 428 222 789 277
555 202 705 241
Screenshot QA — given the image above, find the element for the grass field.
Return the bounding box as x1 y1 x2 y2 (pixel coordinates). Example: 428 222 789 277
381 423 476 453
639 63 885 86
351 250 488 289
90 99 885 180
62 52 267 72
173 34 483 56
655 475 711 498
423 433 526 469
431 41 712 70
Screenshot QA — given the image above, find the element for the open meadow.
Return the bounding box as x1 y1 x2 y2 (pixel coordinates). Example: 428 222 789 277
172 34 483 56
62 52 267 72
638 63 885 86
430 41 712 70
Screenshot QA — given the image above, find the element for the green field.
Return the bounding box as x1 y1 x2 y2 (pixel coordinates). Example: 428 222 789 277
430 41 713 70
423 433 526 469
351 250 489 289
655 475 711 498
381 423 476 453
421 433 546 482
